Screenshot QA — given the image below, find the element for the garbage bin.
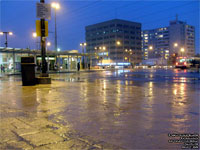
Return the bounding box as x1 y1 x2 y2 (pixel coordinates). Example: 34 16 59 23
21 57 36 86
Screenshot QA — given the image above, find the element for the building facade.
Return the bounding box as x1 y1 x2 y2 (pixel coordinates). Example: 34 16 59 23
142 18 195 61
0 48 86 73
142 27 169 60
85 19 142 67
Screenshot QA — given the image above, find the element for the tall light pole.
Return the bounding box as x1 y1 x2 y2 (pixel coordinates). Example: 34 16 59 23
0 31 13 47
51 2 60 71
32 32 39 49
116 40 121 66
80 42 87 69
173 42 178 57
51 2 60 52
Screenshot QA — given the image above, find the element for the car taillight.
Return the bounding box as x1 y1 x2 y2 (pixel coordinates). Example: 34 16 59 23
184 62 187 65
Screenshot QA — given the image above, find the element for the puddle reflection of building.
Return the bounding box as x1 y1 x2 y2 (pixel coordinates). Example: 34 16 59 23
116 80 121 107
142 81 154 130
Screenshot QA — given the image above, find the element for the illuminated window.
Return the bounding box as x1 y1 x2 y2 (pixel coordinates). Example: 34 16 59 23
144 37 148 39
144 34 148 36
159 35 163 38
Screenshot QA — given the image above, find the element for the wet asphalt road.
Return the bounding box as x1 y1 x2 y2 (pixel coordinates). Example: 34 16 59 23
0 68 199 149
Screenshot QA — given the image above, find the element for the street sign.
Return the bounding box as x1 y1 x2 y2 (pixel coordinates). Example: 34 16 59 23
36 20 48 37
36 3 51 20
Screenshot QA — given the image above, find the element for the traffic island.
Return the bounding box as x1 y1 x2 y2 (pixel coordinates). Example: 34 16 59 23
21 57 51 85
36 73 51 84
36 77 51 84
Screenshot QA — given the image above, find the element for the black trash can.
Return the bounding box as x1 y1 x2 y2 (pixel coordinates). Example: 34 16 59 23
21 57 36 86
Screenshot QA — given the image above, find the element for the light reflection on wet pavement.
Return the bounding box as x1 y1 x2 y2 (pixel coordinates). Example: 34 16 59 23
0 68 199 149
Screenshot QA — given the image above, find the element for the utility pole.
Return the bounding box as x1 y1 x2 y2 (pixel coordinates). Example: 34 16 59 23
54 10 57 52
5 34 8 47
40 0 47 76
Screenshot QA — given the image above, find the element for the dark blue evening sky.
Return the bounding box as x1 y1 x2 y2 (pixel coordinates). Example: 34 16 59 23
0 0 199 54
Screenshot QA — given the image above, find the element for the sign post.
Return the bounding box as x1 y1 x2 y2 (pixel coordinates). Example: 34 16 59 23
36 0 51 76
37 3 51 20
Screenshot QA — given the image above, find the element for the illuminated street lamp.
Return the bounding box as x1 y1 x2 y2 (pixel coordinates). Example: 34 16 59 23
51 2 60 9
180 48 184 52
47 42 51 47
116 41 121 45
51 2 60 52
32 32 37 38
9 32 13 35
0 31 13 47
180 48 184 56
80 42 86 47
80 42 87 53
46 42 51 71
51 2 60 71
32 32 40 49
174 43 178 47
80 42 87 69
149 45 153 50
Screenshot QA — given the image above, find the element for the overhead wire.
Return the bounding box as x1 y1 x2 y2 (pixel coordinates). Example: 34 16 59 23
57 1 196 37
48 1 198 49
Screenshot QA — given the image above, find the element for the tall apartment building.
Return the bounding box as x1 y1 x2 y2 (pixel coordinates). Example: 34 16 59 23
142 18 195 60
85 19 142 66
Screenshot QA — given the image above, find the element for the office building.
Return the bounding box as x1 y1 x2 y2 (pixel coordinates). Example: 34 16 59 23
142 18 195 60
85 19 142 67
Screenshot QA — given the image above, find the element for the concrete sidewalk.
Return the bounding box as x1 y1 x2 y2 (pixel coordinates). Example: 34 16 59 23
0 77 123 150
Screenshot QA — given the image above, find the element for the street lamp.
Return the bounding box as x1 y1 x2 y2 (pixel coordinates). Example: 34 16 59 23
0 31 13 47
47 42 51 47
9 32 13 35
80 42 87 53
149 46 153 50
32 32 40 49
32 32 37 38
51 2 60 71
116 41 121 65
116 41 121 45
174 43 178 47
51 2 60 52
80 42 87 69
180 48 184 56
